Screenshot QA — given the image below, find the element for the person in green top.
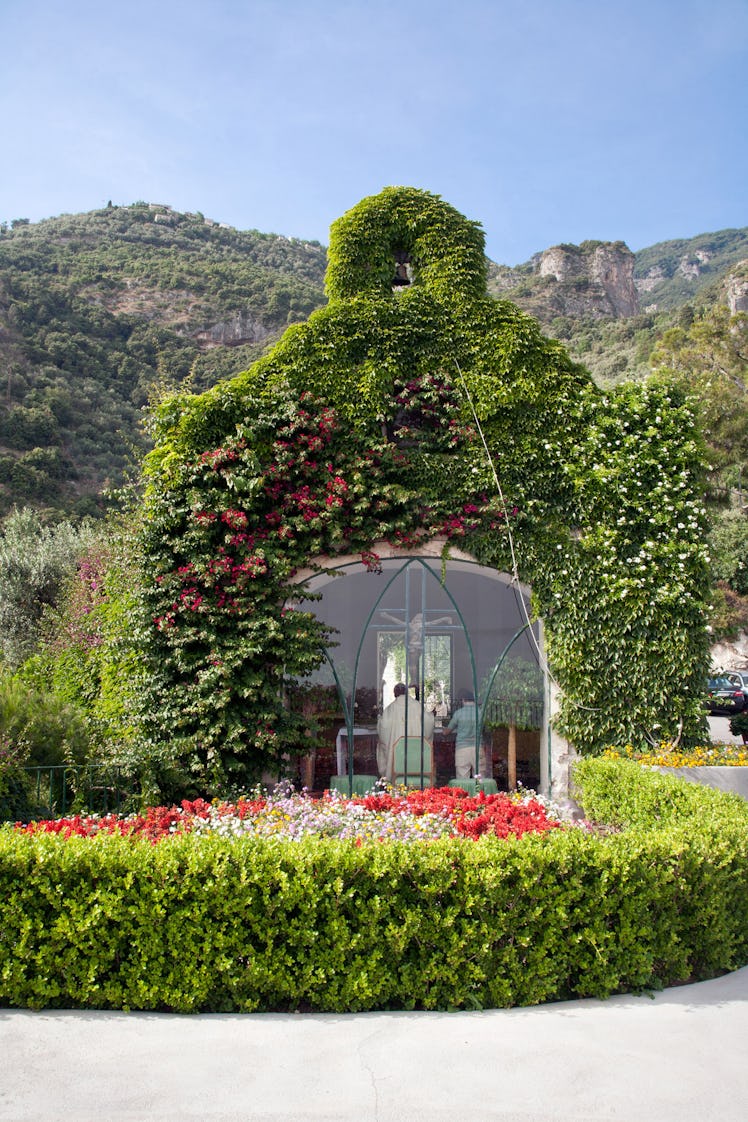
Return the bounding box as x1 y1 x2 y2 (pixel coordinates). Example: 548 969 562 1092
447 689 481 779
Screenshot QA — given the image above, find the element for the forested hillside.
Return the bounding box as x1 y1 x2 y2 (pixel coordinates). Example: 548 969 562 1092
634 228 748 310
0 203 326 515
0 202 745 517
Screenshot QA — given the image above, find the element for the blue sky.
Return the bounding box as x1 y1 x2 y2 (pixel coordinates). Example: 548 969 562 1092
2 0 746 264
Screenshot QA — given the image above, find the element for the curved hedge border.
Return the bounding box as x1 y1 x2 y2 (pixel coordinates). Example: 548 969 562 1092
1 758 746 1013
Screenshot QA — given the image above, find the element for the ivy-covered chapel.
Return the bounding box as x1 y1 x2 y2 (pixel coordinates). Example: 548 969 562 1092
140 187 711 796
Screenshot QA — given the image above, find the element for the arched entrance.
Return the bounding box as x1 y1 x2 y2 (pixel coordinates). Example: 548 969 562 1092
292 547 548 793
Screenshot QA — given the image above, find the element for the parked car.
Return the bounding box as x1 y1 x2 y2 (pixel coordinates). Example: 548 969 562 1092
724 669 748 706
705 676 746 715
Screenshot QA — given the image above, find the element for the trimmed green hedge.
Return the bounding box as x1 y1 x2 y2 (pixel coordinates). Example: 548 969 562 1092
573 755 748 828
1 759 747 1013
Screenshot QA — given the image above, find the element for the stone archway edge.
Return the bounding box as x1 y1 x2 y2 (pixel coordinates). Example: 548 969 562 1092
290 537 519 587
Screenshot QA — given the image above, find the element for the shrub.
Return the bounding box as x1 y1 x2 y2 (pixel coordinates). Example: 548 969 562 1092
1 759 746 1013
0 672 92 768
572 754 748 827
729 711 748 742
0 734 34 821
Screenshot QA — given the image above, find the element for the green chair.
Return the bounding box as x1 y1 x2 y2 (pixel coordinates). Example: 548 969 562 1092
329 775 379 796
393 736 434 789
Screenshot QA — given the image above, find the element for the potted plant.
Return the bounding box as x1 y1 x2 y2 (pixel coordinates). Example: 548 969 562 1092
729 710 748 744
482 660 544 789
290 683 339 790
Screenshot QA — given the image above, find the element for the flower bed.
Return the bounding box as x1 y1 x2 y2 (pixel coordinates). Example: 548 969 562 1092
13 785 564 843
604 743 748 767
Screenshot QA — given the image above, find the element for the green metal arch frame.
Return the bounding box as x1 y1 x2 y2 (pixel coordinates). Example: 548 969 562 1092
346 558 479 789
307 555 541 794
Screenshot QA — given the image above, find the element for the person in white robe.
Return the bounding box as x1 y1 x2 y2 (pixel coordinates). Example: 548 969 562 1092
377 683 435 780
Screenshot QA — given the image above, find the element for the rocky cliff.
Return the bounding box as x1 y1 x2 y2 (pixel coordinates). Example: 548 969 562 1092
725 263 748 314
193 311 275 348
632 228 748 312
537 241 639 318
487 239 640 323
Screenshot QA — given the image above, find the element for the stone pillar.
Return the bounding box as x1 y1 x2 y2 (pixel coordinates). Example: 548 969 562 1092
539 623 577 801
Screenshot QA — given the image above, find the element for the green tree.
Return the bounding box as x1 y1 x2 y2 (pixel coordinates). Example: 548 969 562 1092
0 670 91 767
709 508 748 595
16 512 146 754
0 508 97 667
650 306 748 487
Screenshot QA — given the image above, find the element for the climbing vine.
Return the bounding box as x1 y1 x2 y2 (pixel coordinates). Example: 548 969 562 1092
138 187 711 790
536 378 711 746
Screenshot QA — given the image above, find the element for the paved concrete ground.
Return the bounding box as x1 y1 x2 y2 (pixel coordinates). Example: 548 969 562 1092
2 965 747 1122
707 714 744 744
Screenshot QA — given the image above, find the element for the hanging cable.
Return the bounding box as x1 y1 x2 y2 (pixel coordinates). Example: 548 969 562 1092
454 360 521 588
454 359 601 714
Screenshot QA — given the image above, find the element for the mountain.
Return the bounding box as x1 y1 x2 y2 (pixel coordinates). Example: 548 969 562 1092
0 203 326 516
633 228 748 311
488 228 748 383
489 226 748 318
0 203 745 516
